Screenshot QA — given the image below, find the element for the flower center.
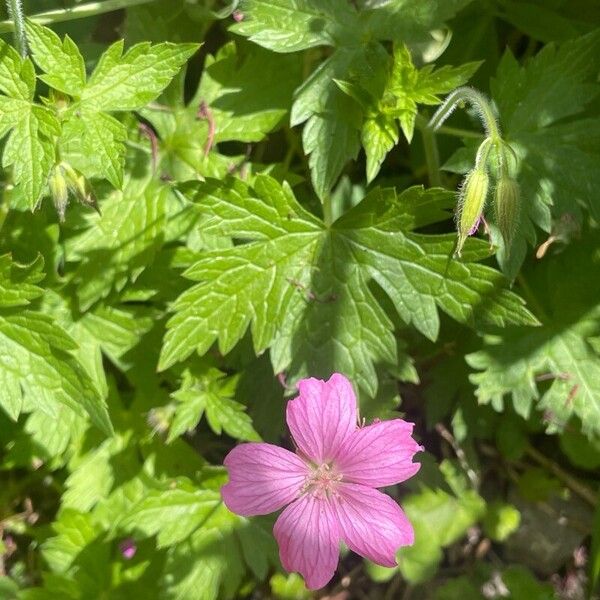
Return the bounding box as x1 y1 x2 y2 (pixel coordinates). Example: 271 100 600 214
302 462 342 498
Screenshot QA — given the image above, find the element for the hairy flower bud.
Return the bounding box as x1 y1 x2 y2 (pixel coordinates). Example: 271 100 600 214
455 167 489 257
494 176 520 247
49 166 69 222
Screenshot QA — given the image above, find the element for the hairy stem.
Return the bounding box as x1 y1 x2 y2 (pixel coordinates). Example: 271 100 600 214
429 86 501 142
5 0 27 57
0 0 156 33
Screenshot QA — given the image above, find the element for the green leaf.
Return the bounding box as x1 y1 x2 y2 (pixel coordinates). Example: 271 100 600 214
292 48 363 198
235 0 474 196
0 258 111 433
61 109 127 188
2 104 59 210
467 240 600 434
0 254 44 307
0 96 27 139
161 176 536 396
161 506 244 600
42 510 100 573
141 41 301 182
269 573 310 600
168 366 260 443
398 460 486 583
483 501 521 541
498 0 600 43
25 20 86 96
119 484 222 548
65 169 170 310
192 41 302 144
560 426 600 470
62 436 122 513
469 328 600 432
488 30 600 273
386 45 480 142
41 509 111 597
237 520 279 581
301 89 362 198
0 577 19 598
43 292 155 398
79 304 155 366
336 43 479 181
23 405 87 464
230 0 356 52
0 38 60 209
51 37 197 190
0 38 35 100
80 40 197 112
0 309 111 432
362 115 398 185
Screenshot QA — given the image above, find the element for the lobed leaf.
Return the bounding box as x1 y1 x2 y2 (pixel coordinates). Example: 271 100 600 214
161 176 536 396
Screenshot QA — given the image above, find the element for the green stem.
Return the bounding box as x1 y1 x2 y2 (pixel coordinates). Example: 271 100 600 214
5 0 27 57
0 0 157 32
420 123 442 187
415 114 482 140
322 193 333 227
435 124 484 140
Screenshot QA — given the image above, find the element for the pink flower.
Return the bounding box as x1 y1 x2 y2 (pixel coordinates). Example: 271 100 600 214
221 373 422 590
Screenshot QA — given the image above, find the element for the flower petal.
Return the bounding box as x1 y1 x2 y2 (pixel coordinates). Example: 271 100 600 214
331 483 414 567
286 373 357 463
274 493 340 590
336 419 422 487
221 443 309 516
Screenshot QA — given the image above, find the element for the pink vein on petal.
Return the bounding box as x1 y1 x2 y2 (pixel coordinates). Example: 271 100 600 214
274 493 340 590
221 443 309 516
286 373 357 463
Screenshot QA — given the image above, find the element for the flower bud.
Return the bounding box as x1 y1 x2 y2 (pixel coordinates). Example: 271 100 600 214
455 167 489 257
494 176 520 246
49 166 69 222
119 538 137 560
61 162 99 213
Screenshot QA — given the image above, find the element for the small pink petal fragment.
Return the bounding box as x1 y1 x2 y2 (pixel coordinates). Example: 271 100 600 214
119 538 137 560
221 443 309 516
274 493 340 590
468 215 482 236
335 419 422 487
332 483 414 567
232 10 244 21
286 373 357 463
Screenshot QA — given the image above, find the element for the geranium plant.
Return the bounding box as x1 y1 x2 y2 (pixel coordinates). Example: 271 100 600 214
0 1 598 598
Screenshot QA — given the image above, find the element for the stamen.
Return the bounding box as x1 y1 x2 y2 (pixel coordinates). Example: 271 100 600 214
302 461 342 498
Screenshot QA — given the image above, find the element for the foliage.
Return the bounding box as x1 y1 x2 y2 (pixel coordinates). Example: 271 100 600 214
0 1 598 599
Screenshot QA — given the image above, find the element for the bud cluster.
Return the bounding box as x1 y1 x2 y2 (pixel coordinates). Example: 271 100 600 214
454 140 520 257
49 162 98 222
428 87 521 257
